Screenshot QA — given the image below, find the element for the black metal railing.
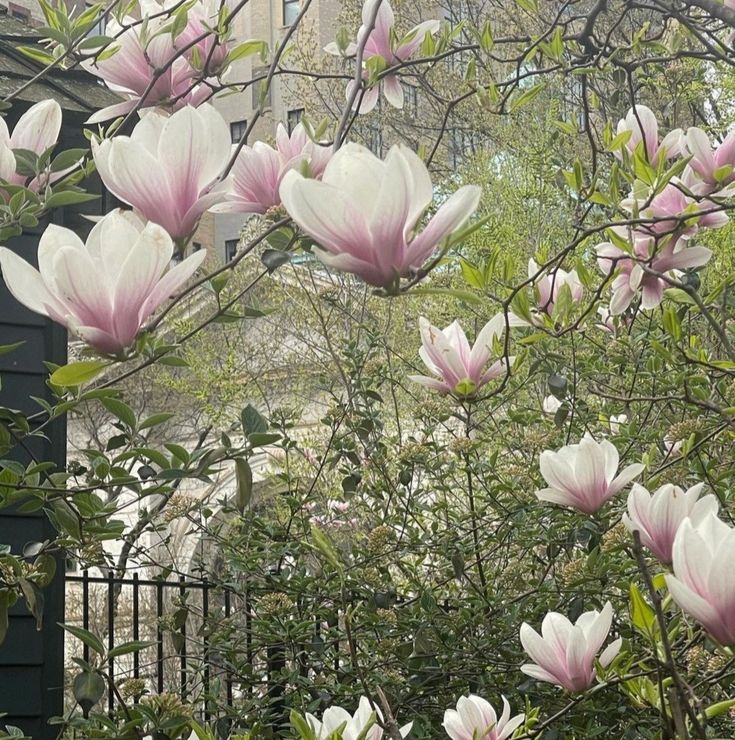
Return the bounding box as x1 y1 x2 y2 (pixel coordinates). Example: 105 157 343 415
65 570 244 718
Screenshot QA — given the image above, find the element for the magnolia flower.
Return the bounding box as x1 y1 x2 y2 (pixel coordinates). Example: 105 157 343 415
621 177 729 241
528 258 583 315
85 0 225 122
622 482 718 564
537 434 644 514
0 100 65 192
685 127 735 190
443 695 524 740
93 105 230 240
543 395 562 414
596 305 616 333
325 0 439 112
666 512 735 645
609 414 627 434
664 435 684 458
306 696 412 739
216 123 331 215
596 232 712 315
520 602 622 693
279 143 480 288
0 210 205 354
616 105 683 164
177 0 235 74
409 313 521 398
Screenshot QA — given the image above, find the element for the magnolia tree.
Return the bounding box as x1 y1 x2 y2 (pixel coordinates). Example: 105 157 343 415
2 0 735 737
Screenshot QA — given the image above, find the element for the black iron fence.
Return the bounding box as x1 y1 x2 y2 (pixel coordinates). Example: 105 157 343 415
64 571 249 719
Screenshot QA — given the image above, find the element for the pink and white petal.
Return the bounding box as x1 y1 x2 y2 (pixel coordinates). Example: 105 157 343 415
520 623 561 674
407 374 450 393
321 142 385 210
498 712 525 740
581 603 613 657
73 324 125 354
179 190 229 237
671 520 712 595
395 19 441 59
94 138 173 223
363 0 395 60
519 663 561 686
599 636 622 668
394 145 433 231
404 185 481 267
280 172 372 260
441 710 468 740
366 145 413 275
139 247 207 322
85 98 138 124
608 463 645 496
535 486 578 509
87 209 150 279
382 75 404 109
0 247 59 317
10 99 62 154
539 451 578 496
37 223 86 292
113 223 174 341
666 575 721 634
0 144 16 183
639 278 664 310
50 246 113 330
313 248 390 286
419 316 466 386
351 83 380 113
686 127 715 174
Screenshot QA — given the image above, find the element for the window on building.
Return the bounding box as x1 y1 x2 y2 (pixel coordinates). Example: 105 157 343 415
8 3 30 20
225 239 239 262
404 86 418 117
287 108 304 134
283 0 299 25
230 119 248 144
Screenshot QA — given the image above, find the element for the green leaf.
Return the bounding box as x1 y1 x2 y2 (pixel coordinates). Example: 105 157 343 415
261 248 292 273
702 698 735 719
235 458 252 512
241 404 267 435
290 709 317 740
107 640 157 658
460 258 484 289
629 583 657 640
509 82 546 112
138 412 175 430
248 432 281 447
101 398 136 429
409 287 485 305
50 360 108 386
0 341 24 357
226 38 268 63
310 525 342 571
0 589 12 645
43 190 99 209
61 623 105 655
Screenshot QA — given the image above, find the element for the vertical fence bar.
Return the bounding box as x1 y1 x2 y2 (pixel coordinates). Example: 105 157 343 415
132 573 140 679
156 580 164 694
107 571 114 714
224 589 233 707
202 580 210 721
81 570 89 664
179 575 187 700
